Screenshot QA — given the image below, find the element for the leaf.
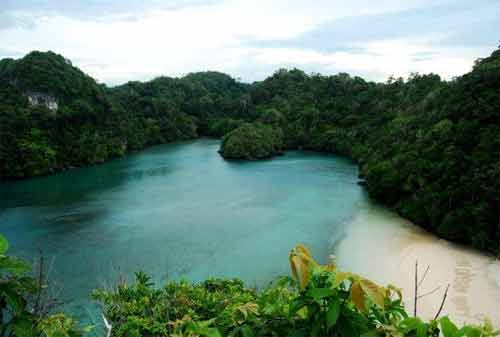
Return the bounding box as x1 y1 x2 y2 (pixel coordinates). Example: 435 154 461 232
457 326 481 337
200 327 222 337
12 317 35 337
0 234 8 254
311 321 321 337
289 245 316 290
326 297 341 328
198 318 217 328
241 325 254 337
296 306 308 319
350 281 365 312
337 315 359 337
440 317 458 337
307 288 334 302
0 256 31 275
359 279 385 308
4 288 27 315
332 272 357 289
416 322 428 337
289 329 308 337
234 303 259 324
398 317 422 333
289 298 307 316
387 284 402 300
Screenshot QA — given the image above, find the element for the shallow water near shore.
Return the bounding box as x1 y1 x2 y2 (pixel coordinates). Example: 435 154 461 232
0 138 498 325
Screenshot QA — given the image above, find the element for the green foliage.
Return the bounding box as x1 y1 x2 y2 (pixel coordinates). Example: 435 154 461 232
0 234 88 337
37 314 90 337
219 123 285 160
94 244 498 337
1 47 500 253
206 118 246 137
0 52 246 179
241 50 500 254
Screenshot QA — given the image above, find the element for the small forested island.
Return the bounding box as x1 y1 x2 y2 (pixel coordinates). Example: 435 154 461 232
1 49 499 256
219 123 285 159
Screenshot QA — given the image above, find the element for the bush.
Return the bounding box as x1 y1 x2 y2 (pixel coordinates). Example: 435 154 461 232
0 234 88 337
94 245 499 337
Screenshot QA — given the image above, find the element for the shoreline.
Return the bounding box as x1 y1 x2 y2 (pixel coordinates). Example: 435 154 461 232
335 202 500 325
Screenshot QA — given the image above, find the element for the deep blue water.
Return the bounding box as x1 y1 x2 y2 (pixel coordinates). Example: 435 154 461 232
0 138 365 322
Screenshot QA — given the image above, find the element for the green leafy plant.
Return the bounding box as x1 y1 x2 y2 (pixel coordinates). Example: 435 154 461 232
94 244 499 337
0 234 87 337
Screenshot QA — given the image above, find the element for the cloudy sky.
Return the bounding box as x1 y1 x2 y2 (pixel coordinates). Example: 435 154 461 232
0 0 498 85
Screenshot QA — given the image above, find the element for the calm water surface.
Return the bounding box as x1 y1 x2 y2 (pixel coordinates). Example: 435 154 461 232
0 139 363 321
1 138 499 325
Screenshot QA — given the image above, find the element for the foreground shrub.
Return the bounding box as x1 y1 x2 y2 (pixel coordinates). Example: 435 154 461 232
0 234 88 337
94 245 499 337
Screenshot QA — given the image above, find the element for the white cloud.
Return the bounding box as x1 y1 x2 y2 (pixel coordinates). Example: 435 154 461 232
246 37 491 81
0 0 495 84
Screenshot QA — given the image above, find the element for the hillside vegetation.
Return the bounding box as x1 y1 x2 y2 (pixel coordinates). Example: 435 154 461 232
0 49 499 253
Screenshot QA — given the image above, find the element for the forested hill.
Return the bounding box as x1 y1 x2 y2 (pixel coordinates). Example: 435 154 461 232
0 49 499 253
0 52 248 177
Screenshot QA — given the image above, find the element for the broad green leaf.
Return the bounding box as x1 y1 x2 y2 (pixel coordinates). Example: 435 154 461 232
241 325 254 337
12 317 35 337
326 297 341 328
307 288 334 302
198 318 217 328
199 327 221 337
457 326 481 337
296 306 308 319
289 299 307 317
416 322 428 337
4 288 27 315
440 317 458 337
398 317 422 333
337 316 358 337
0 234 8 254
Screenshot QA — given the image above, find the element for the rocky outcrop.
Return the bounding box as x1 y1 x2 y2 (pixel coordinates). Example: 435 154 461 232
26 91 58 111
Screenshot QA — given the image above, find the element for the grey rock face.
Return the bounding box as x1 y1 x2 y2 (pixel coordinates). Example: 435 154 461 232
26 92 58 111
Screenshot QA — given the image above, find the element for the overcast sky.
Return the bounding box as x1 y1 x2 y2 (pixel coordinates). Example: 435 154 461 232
0 0 498 85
